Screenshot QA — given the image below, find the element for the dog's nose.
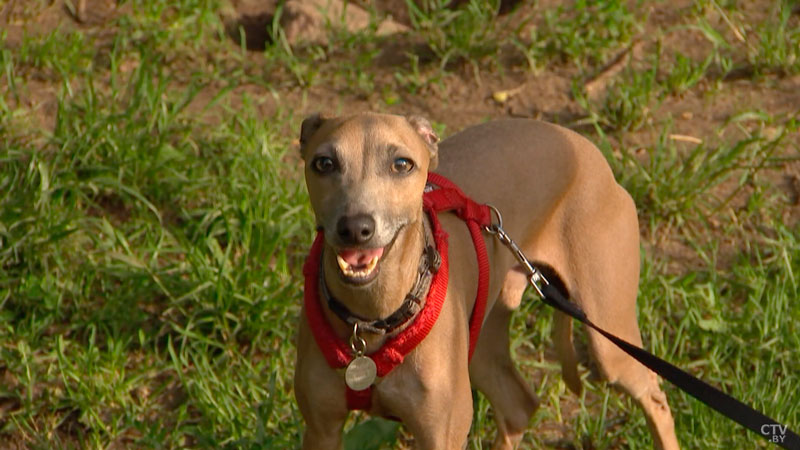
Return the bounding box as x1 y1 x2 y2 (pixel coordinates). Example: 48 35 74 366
336 214 375 245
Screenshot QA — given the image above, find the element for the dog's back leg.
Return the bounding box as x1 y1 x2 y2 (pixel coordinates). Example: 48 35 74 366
470 268 540 450
534 264 583 396
577 264 680 450
561 188 680 450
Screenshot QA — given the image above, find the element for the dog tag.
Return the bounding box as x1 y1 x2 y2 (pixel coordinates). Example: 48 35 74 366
345 356 377 391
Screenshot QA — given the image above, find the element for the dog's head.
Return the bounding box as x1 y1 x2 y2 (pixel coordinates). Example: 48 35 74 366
299 112 439 285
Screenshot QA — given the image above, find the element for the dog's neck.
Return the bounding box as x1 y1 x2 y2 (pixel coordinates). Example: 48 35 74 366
322 212 426 322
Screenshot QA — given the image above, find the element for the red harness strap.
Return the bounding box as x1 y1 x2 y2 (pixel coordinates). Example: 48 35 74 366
302 173 491 411
424 172 492 361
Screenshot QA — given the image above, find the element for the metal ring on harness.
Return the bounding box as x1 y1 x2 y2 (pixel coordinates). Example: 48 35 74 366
484 203 503 234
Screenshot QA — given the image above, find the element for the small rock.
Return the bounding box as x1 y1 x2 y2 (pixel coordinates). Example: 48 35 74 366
281 0 408 45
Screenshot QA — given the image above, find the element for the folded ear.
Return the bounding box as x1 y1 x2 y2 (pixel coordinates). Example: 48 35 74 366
406 115 439 170
299 113 325 152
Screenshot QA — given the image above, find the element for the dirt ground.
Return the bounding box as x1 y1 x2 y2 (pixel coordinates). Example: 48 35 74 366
5 0 797 193
4 0 798 151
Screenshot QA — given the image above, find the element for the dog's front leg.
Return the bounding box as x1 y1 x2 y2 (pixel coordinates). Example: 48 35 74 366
295 323 349 450
400 374 473 449
300 415 347 450
295 375 347 449
378 342 474 449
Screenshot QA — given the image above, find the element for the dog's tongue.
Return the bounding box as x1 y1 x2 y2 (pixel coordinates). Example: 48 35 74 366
338 248 384 267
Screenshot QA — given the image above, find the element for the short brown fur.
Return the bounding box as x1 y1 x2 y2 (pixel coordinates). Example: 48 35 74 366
294 112 679 449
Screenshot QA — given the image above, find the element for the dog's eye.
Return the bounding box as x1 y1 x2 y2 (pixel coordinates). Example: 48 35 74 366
392 157 414 174
312 156 336 174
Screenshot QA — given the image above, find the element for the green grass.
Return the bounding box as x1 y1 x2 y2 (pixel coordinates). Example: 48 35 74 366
526 0 639 72
2 3 310 445
1 0 799 448
748 0 800 76
407 0 505 72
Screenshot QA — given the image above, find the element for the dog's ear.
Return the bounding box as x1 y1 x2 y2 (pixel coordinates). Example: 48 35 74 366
406 115 439 170
300 113 326 152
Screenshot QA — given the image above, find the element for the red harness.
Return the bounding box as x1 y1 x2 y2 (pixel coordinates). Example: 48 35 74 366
302 173 492 411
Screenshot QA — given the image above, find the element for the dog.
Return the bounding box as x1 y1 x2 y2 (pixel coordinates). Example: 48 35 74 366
294 112 679 449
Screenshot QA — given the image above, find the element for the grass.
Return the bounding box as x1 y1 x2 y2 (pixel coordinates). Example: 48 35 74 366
1 0 799 448
407 0 505 72
748 0 800 76
527 0 639 72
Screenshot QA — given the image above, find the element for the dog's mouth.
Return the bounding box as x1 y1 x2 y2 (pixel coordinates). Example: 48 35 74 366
335 247 385 283
326 220 409 285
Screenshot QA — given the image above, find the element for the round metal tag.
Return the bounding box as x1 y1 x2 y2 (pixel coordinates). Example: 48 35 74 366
345 356 377 391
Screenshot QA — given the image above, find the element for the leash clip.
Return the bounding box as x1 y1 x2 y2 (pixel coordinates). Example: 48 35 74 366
485 204 548 298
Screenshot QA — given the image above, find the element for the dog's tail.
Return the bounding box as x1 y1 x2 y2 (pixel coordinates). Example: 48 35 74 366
535 264 583 395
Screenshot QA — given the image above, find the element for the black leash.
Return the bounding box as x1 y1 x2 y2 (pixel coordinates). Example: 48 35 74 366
538 281 800 450
483 205 799 449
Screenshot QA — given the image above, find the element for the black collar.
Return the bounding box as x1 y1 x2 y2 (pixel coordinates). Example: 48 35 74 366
319 216 441 335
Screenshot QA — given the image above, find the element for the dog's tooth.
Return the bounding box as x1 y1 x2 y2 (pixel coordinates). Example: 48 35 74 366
338 253 381 279
337 255 350 273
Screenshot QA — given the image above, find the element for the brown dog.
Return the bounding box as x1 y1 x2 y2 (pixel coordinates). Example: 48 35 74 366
294 112 679 449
